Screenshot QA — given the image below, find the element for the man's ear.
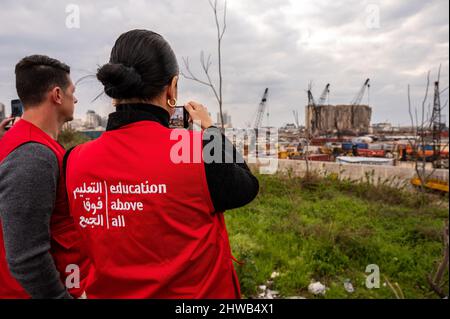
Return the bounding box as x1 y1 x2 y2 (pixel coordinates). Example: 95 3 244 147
50 86 63 105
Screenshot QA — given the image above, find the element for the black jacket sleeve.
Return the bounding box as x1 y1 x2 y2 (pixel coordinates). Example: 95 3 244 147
203 127 259 212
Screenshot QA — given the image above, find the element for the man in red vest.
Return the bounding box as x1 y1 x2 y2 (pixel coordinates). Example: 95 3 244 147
0 55 90 299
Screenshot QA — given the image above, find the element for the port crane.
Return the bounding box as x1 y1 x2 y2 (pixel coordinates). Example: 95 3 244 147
350 78 370 127
318 84 331 106
253 88 269 129
292 110 300 128
307 88 316 107
432 80 444 168
351 78 370 106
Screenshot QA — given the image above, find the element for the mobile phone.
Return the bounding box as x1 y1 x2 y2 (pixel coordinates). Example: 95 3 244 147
5 99 24 130
169 106 189 129
11 99 24 118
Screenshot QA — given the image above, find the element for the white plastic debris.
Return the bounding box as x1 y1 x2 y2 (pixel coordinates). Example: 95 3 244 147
265 293 274 299
344 279 355 293
255 272 283 299
271 272 280 279
267 289 279 296
308 281 327 295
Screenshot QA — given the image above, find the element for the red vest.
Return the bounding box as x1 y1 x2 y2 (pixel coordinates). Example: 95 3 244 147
65 121 241 299
0 119 91 298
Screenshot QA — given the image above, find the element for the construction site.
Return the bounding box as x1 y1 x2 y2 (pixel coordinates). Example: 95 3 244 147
237 78 449 194
305 80 372 137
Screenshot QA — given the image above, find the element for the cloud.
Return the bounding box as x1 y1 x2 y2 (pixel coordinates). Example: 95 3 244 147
0 0 448 127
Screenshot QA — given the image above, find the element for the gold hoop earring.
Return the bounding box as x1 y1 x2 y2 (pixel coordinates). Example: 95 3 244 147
167 98 177 108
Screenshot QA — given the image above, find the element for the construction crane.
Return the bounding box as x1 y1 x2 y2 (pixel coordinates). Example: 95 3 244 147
350 78 370 127
318 84 331 106
254 88 269 129
432 80 443 168
351 78 370 105
292 110 300 128
307 88 316 107
306 83 318 138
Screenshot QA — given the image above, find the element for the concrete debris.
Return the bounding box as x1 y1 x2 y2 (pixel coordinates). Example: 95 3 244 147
257 287 279 299
265 289 279 299
308 281 327 295
256 272 282 299
344 279 355 293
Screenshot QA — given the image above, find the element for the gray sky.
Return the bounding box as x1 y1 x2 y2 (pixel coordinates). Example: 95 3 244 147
0 0 448 127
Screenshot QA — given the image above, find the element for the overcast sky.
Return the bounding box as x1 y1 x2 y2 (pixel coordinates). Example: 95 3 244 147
0 0 448 127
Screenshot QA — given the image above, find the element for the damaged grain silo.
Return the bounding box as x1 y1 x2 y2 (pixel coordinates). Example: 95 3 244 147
305 79 372 136
306 104 372 136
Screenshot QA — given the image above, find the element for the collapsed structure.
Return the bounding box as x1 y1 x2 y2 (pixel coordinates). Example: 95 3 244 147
306 104 372 136
305 79 372 136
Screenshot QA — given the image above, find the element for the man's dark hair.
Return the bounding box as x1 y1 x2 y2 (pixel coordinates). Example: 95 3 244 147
15 55 71 106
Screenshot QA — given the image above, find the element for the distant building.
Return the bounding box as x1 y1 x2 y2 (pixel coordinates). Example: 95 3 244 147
283 123 297 130
372 122 393 133
62 110 106 140
100 116 108 128
306 104 372 136
0 102 5 121
85 110 103 129
64 118 85 131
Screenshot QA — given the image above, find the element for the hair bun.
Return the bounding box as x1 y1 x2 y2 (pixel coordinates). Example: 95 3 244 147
97 62 143 99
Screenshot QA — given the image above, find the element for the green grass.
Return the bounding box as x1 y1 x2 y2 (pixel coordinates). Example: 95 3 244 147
58 128 91 150
226 173 449 299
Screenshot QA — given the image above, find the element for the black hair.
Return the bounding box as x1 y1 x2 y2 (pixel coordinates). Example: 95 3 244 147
15 55 71 106
97 29 179 100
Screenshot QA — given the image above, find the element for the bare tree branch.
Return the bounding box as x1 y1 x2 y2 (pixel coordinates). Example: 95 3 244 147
421 71 431 129
441 99 448 112
182 0 227 130
407 71 435 193
408 85 416 137
220 0 227 40
200 52 221 103
181 57 212 87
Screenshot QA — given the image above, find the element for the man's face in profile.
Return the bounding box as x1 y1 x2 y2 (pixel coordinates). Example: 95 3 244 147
61 76 77 122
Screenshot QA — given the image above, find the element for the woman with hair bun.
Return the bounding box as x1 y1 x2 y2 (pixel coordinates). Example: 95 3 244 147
64 29 259 299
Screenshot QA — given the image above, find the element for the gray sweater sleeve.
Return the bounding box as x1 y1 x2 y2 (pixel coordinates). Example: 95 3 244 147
0 143 72 299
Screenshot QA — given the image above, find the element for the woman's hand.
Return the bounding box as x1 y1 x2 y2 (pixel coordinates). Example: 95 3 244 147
0 117 14 140
184 101 214 130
